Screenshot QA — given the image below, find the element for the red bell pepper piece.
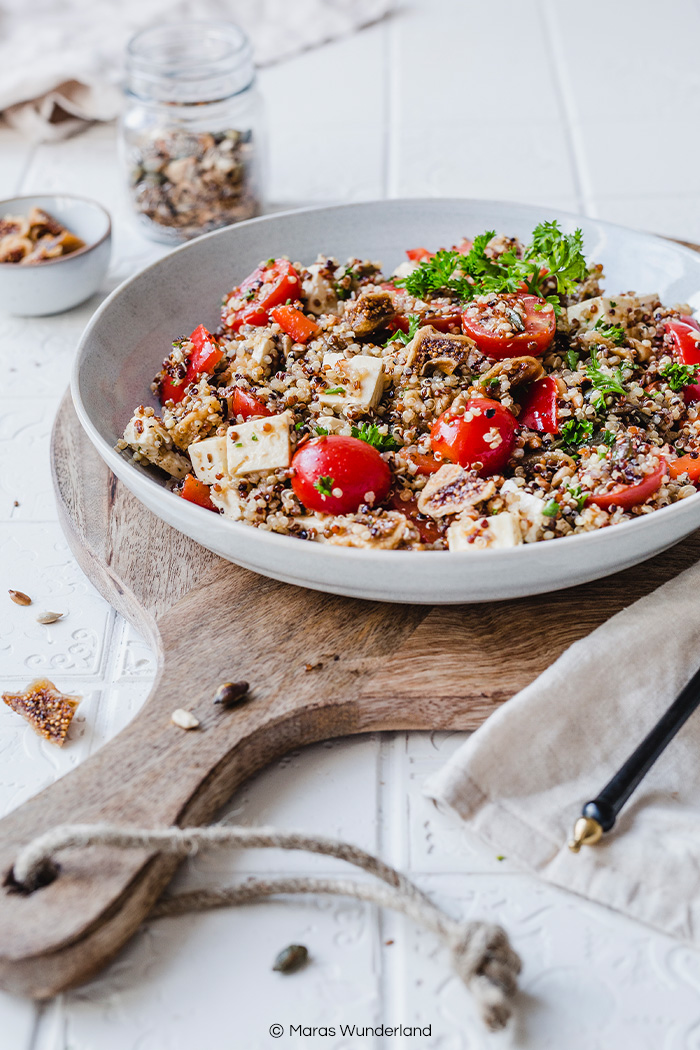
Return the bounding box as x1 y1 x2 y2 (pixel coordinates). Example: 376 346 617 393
406 247 434 261
159 324 224 405
269 304 321 344
223 259 302 332
180 474 216 511
669 454 700 482
519 376 559 434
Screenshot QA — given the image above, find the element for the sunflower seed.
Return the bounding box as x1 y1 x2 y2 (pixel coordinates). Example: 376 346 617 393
8 590 31 606
272 944 309 974
36 611 63 624
171 708 200 730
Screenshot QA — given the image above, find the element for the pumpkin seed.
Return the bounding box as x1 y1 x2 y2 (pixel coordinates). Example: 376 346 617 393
272 944 309 974
36 611 63 624
171 708 200 730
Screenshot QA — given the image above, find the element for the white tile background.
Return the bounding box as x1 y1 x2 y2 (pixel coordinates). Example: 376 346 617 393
2 0 700 1046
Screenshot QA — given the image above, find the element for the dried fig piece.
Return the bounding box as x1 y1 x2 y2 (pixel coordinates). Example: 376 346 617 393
2 678 80 746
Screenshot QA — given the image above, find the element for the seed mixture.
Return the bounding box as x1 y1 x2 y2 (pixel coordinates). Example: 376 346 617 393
0 207 85 264
119 222 700 551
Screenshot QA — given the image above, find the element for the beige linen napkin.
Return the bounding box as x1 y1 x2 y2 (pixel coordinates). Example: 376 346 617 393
0 0 394 140
425 558 700 945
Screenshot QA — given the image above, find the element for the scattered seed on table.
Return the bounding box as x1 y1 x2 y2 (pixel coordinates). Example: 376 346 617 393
8 590 31 606
171 708 200 730
273 944 309 973
213 680 249 708
36 611 63 624
304 662 323 672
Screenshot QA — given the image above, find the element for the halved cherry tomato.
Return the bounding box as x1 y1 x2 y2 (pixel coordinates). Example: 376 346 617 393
270 304 321 344
665 317 700 402
519 376 559 434
454 238 473 255
223 259 302 331
406 247 434 261
180 474 216 511
586 461 668 510
669 454 700 482
231 388 274 420
407 451 444 475
291 435 392 515
159 324 224 405
430 398 518 476
388 490 441 544
461 293 556 360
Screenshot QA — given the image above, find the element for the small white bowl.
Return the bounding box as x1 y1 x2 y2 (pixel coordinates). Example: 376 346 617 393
0 194 112 316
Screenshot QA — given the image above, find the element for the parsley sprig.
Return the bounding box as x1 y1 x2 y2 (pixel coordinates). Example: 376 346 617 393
560 418 594 450
660 362 700 392
586 347 627 409
350 422 400 452
397 221 588 315
385 313 422 348
593 318 626 345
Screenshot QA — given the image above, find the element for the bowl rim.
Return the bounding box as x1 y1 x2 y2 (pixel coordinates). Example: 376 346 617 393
72 195 700 569
0 193 112 269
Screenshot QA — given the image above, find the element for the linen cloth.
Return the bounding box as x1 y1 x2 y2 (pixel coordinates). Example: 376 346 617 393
426 558 700 945
0 0 393 140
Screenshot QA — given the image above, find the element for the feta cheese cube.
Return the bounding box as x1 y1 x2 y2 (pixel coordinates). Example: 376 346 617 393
320 353 384 409
226 411 291 475
123 410 190 479
188 436 229 485
447 511 523 551
210 483 244 520
500 479 547 543
247 331 275 365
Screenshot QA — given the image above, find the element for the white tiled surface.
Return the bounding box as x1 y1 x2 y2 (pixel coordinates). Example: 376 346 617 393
2 0 700 1045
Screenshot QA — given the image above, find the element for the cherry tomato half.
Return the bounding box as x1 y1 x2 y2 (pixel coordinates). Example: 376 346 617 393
461 294 556 360
430 398 518 476
389 312 463 335
665 318 700 403
519 376 559 434
159 324 223 405
406 247 434 261
231 388 274 420
291 435 392 515
407 451 444 475
586 461 668 510
222 259 302 332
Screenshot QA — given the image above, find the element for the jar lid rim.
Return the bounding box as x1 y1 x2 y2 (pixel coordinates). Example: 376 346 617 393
127 20 253 71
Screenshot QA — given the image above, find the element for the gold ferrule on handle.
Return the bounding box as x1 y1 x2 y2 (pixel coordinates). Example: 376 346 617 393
568 816 603 853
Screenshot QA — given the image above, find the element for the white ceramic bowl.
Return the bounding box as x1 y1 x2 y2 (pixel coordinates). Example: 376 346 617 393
72 198 700 603
0 194 111 316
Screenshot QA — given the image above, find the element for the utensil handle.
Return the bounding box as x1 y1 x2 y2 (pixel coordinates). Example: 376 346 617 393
583 664 700 831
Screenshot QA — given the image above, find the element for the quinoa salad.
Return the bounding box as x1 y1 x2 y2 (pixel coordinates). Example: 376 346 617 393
118 221 700 551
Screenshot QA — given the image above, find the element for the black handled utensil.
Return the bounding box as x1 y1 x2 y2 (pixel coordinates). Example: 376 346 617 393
569 663 700 852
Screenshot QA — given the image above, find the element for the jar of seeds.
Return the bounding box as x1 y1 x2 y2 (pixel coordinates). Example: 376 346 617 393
119 21 264 242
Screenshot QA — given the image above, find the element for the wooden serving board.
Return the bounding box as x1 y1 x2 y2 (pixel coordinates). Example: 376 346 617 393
1 392 700 1000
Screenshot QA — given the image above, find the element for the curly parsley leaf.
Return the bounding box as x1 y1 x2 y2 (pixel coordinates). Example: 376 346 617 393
567 483 587 511
560 418 594 449
314 475 334 498
385 313 422 347
350 422 400 452
324 385 346 396
395 220 587 314
543 499 560 517
586 346 627 408
660 362 700 392
593 318 626 345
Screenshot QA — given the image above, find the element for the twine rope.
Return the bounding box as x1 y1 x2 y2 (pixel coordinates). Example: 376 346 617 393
10 823 521 1032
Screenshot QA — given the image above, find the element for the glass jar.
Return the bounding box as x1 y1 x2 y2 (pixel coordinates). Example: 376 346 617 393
119 21 265 243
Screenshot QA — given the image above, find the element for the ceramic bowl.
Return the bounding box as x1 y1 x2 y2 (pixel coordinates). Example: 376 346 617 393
0 194 111 316
72 198 700 603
